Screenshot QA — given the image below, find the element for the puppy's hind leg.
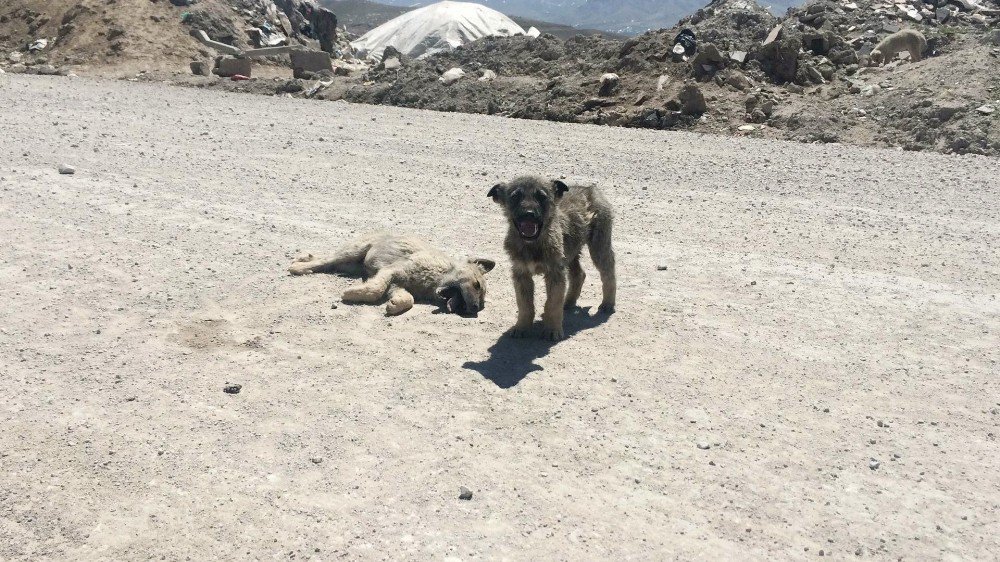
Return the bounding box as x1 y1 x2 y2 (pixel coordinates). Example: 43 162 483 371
588 215 617 314
564 256 585 310
385 286 414 316
289 237 372 276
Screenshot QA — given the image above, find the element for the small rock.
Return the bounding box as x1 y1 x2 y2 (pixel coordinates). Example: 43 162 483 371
656 265 668 271
478 69 497 82
869 458 880 470
697 441 711 450
975 105 995 115
458 486 473 500
598 72 620 96
310 456 324 464
738 124 756 131
382 57 402 71
223 383 242 394
58 164 75 175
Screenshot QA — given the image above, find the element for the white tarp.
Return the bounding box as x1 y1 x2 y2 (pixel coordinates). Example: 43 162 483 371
350 1 526 62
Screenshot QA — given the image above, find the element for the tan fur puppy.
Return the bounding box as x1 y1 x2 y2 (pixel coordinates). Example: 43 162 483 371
488 176 616 341
289 232 494 316
869 29 927 65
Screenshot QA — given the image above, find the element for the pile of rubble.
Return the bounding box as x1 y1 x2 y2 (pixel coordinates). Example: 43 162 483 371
336 0 998 155
2 0 997 155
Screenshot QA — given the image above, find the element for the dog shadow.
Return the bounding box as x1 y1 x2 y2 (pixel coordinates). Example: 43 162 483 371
463 307 611 388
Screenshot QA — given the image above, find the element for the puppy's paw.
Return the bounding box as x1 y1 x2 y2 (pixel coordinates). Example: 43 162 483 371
563 300 578 311
509 326 532 339
598 302 615 314
288 255 319 276
540 326 564 341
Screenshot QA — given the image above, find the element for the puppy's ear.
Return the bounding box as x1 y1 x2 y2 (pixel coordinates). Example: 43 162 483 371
553 180 569 198
435 284 459 301
487 183 505 202
470 258 496 273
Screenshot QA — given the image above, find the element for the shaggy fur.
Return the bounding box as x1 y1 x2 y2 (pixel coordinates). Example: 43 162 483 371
289 233 494 316
488 176 616 340
870 29 927 65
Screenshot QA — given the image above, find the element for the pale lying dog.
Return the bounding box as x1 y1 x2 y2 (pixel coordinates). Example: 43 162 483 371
289 233 495 316
869 29 927 65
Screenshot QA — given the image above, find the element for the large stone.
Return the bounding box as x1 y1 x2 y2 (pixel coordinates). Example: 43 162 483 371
213 56 251 78
289 49 331 79
598 73 620 96
190 61 211 76
678 83 707 115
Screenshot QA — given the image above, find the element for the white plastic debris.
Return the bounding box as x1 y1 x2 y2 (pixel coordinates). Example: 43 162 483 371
439 67 466 84
351 1 526 62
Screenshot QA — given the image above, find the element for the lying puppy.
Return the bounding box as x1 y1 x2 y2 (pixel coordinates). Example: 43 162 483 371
488 176 616 340
289 232 494 316
869 29 927 65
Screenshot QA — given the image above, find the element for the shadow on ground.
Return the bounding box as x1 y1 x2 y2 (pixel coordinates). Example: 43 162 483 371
463 307 611 388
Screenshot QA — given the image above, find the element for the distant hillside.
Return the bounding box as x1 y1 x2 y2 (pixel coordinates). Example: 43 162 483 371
321 0 624 39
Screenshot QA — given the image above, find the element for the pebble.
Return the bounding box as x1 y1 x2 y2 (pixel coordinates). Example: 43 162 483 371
331 303 338 309
58 164 75 175
656 265 667 271
458 486 473 500
869 458 880 470
697 442 711 450
223 383 242 394
310 456 324 464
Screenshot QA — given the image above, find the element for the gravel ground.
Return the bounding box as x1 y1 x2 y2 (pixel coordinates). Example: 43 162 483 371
1 75 998 560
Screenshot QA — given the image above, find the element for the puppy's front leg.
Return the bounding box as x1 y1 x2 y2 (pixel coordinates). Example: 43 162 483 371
511 265 535 338
541 268 567 341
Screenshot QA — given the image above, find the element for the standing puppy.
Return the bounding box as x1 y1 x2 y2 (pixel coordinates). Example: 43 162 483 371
488 176 616 340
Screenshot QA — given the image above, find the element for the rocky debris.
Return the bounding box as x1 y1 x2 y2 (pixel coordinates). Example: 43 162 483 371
223 383 242 394
977 105 996 114
277 79 304 93
190 61 211 76
598 73 620 96
290 49 332 79
458 486 473 500
697 441 711 450
479 69 497 82
58 164 75 175
439 67 465 85
213 56 251 78
678 83 708 114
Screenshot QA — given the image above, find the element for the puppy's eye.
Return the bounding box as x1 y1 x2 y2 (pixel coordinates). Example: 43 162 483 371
536 192 547 202
473 281 481 290
511 190 523 202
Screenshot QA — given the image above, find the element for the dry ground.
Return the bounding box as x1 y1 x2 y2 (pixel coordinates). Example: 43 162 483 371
0 75 998 560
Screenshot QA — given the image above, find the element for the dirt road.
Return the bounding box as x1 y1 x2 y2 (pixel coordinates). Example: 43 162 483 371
1 75 997 560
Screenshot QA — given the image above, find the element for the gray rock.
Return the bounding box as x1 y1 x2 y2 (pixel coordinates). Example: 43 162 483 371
189 61 211 76
697 441 711 450
223 383 242 394
458 486 473 500
869 458 880 470
598 73 620 97
58 164 75 175
678 84 707 115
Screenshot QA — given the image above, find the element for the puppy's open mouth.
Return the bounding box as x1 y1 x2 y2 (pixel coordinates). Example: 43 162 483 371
516 218 542 241
437 287 476 316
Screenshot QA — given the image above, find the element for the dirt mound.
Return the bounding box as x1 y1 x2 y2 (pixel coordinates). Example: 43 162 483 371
335 0 999 156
